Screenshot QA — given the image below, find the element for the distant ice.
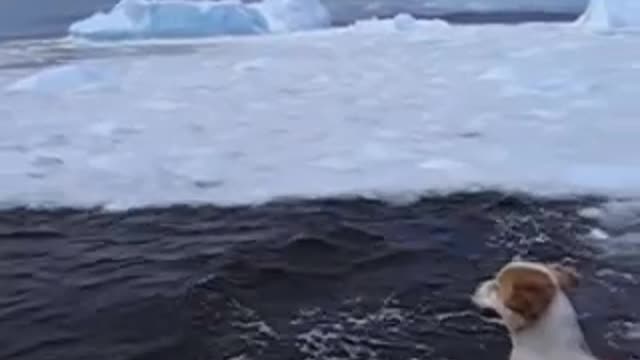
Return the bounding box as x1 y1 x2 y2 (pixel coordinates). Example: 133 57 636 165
348 13 450 33
69 0 330 40
321 0 587 25
1 20 640 209
407 0 587 14
577 0 640 32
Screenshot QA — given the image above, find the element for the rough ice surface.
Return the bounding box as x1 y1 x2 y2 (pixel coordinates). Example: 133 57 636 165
1 20 640 209
69 0 330 40
252 0 331 33
577 0 640 32
5 62 123 93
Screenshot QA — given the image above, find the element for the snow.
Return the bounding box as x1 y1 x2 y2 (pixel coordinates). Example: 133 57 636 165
576 0 640 32
1 19 640 209
69 0 330 41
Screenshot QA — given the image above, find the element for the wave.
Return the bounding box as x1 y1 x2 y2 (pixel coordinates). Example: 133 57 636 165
0 192 637 360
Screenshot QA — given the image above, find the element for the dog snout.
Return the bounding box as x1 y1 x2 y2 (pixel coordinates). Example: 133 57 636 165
477 306 501 320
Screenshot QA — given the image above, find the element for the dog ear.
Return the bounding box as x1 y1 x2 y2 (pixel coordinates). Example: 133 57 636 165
548 263 580 291
497 266 556 325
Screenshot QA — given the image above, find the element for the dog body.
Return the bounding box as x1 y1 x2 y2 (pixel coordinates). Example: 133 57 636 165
472 261 597 360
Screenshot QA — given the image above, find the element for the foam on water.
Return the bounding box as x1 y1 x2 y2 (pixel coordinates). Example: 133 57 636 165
580 200 640 233
69 0 330 40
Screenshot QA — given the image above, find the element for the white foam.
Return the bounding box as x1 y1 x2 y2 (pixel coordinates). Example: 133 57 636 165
577 207 604 220
628 323 640 340
1 22 640 209
584 200 640 232
69 0 330 41
587 228 610 241
577 0 640 32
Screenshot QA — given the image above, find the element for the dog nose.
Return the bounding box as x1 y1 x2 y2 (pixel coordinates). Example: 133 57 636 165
478 307 501 320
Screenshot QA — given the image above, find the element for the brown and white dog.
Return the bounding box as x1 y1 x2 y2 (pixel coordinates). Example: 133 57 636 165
472 260 597 360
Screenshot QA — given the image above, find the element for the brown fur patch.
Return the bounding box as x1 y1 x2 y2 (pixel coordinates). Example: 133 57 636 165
548 263 580 291
497 266 556 327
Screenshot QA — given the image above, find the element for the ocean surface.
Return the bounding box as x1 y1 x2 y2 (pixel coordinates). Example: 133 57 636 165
2 192 639 360
1 1 639 360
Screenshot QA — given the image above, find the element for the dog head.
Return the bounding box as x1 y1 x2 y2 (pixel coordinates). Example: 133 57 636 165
472 261 580 333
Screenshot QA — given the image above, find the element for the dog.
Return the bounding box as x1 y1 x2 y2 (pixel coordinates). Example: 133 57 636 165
472 260 597 360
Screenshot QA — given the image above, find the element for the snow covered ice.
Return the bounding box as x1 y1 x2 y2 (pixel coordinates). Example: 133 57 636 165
2 13 640 209
69 0 331 40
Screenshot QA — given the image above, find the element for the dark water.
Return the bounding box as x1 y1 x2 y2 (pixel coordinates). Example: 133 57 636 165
1 192 639 360
0 0 582 42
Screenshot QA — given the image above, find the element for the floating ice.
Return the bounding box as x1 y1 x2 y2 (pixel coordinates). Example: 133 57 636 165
5 63 122 94
349 13 450 33
252 0 331 33
2 19 640 209
421 0 586 14
69 0 330 40
577 0 640 32
392 14 418 31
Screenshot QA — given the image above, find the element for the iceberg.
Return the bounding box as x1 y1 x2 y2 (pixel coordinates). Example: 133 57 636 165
252 0 331 33
69 0 330 41
577 0 640 32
